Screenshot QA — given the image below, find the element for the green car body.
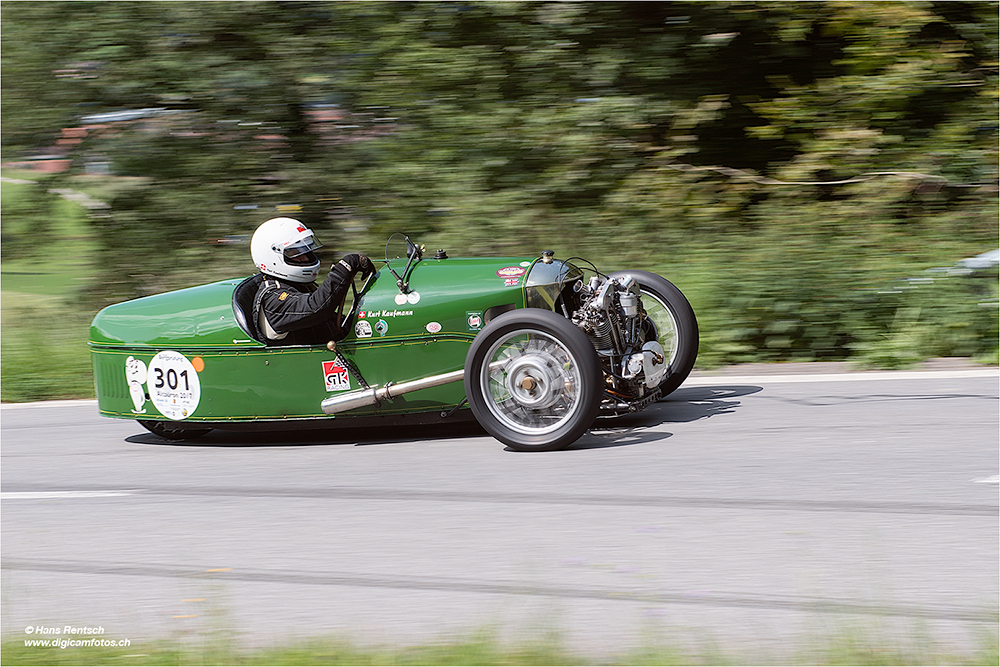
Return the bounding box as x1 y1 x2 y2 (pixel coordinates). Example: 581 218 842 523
91 256 538 424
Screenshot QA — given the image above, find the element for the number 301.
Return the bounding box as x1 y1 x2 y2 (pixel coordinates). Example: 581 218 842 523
153 367 190 391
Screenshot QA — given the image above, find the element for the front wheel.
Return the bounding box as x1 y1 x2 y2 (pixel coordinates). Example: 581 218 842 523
609 270 699 397
464 309 603 451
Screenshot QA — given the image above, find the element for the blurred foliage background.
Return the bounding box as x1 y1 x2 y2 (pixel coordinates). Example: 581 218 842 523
2 1 997 399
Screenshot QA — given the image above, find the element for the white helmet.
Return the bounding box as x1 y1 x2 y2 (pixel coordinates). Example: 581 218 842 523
250 217 322 283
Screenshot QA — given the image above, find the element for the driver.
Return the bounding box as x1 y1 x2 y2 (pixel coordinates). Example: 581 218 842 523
250 217 375 345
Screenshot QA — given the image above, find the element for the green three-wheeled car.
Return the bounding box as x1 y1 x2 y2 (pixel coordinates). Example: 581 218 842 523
91 238 698 451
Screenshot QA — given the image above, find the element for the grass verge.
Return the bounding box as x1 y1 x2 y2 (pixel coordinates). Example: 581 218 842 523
2 624 997 666
1 174 99 401
0 304 95 401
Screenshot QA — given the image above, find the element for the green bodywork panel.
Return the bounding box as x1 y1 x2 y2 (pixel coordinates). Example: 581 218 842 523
91 256 538 423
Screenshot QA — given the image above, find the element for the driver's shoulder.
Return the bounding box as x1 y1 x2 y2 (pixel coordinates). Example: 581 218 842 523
258 278 315 298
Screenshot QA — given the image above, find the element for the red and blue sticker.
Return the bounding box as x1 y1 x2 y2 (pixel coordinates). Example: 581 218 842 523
497 266 525 288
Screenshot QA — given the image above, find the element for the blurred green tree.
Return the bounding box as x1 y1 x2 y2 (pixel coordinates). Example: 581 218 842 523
2 1 996 363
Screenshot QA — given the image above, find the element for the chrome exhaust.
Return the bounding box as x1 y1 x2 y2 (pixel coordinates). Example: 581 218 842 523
320 368 466 415
320 360 509 415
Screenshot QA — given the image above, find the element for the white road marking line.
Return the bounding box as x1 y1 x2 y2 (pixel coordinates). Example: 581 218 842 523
685 369 998 385
1 399 99 409
1 490 139 500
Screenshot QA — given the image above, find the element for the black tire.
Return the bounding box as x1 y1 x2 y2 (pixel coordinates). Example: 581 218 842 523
608 270 699 398
464 309 603 451
138 420 213 441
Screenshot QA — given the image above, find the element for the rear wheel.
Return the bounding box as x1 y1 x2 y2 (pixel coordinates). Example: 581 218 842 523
609 270 698 397
464 309 603 451
138 420 213 441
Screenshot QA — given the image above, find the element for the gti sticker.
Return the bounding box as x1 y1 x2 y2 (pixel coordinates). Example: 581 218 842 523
426 321 442 334
375 319 389 336
147 350 201 420
322 360 351 392
467 311 483 332
355 320 373 338
124 356 148 414
497 266 526 278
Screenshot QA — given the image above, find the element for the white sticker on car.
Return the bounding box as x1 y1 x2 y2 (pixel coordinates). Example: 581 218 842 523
147 351 201 420
125 356 148 414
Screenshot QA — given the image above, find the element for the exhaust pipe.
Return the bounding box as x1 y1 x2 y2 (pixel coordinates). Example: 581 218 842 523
321 368 466 415
320 360 509 415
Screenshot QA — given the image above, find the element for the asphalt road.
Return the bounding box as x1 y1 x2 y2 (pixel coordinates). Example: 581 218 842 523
2 369 997 657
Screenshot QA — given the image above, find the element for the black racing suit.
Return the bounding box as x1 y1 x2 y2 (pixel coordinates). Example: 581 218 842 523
252 255 370 346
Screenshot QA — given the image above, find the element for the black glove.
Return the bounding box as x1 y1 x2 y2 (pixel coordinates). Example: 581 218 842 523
338 253 376 278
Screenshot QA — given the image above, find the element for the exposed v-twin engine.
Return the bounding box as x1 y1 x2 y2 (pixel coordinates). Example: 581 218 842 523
571 275 666 413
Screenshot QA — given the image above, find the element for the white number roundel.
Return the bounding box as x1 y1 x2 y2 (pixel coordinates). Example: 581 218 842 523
147 351 201 420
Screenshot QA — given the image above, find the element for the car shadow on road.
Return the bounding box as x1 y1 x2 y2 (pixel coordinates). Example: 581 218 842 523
125 385 762 450
659 384 763 421
125 419 488 448
555 384 764 451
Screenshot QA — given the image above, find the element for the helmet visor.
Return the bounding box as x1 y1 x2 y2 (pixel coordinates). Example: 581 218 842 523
283 235 322 265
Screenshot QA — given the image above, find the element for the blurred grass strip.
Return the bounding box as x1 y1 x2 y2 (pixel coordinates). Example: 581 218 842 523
1 176 98 402
0 304 95 402
1 624 996 666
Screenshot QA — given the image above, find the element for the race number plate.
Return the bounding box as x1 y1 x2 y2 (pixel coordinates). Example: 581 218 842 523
147 351 202 420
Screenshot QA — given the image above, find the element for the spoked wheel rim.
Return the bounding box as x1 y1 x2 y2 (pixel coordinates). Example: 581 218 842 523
479 328 584 436
641 290 681 367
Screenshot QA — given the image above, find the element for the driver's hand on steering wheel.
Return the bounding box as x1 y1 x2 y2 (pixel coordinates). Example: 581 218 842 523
339 253 376 278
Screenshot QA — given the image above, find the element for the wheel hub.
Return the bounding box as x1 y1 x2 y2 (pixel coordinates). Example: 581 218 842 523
504 353 564 410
